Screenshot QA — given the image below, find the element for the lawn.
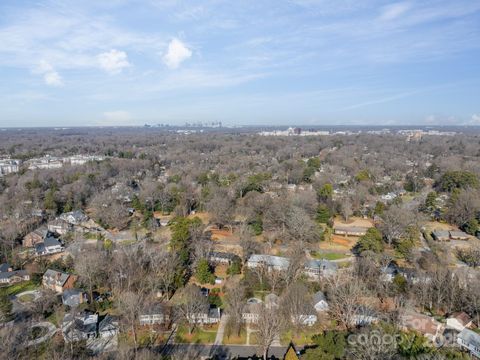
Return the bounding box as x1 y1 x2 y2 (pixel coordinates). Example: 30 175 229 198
0 281 38 297
18 293 35 303
311 251 349 261
281 328 322 346
223 327 247 345
175 325 217 344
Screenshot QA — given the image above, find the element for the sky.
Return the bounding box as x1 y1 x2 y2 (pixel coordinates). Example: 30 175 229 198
0 0 479 127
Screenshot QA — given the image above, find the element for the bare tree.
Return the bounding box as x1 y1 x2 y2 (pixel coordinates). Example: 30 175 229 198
256 305 284 360
281 282 313 328
224 281 246 337
379 205 421 245
174 284 209 335
326 273 369 330
117 290 147 355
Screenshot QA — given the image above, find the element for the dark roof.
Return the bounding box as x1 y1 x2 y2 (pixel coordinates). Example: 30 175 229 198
0 271 26 280
99 315 118 332
35 242 46 254
313 291 326 304
0 263 11 272
209 251 238 260
44 233 62 247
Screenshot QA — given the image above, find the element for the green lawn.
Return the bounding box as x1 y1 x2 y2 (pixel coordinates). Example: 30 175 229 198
175 325 217 344
311 251 349 261
18 293 35 303
0 281 38 297
281 328 322 346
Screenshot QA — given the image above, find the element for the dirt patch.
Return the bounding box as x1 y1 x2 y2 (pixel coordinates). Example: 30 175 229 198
211 228 234 240
333 216 374 228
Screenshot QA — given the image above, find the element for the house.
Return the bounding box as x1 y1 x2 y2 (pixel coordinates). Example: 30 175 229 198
432 230 450 241
139 303 171 326
188 306 221 324
291 311 317 327
246 254 290 271
208 251 240 265
449 231 470 240
62 289 87 307
381 262 400 282
304 259 337 278
313 291 329 312
47 219 72 235
35 233 64 256
0 269 30 285
43 269 76 293
351 306 379 326
283 343 300 360
400 311 445 343
22 227 48 247
457 328 480 358
98 315 119 338
446 312 473 332
60 210 88 225
62 311 98 342
333 226 368 237
242 298 263 324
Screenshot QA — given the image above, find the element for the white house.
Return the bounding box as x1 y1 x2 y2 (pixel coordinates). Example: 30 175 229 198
313 291 329 312
242 298 262 324
246 254 290 271
457 328 480 358
446 312 473 332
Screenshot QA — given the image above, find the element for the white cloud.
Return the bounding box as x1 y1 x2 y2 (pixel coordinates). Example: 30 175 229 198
379 2 411 21
471 114 480 124
36 60 63 87
98 49 131 74
163 38 192 69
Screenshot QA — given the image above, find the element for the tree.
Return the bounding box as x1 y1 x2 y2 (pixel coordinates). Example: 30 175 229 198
463 218 479 235
196 259 215 284
256 305 284 360
318 183 333 201
316 204 331 224
340 198 353 222
437 171 479 192
456 248 480 267
227 257 242 275
379 205 420 246
224 282 246 337
356 228 384 253
0 293 13 323
281 282 312 327
75 249 104 303
117 291 146 355
424 191 437 210
304 331 346 360
326 273 369 330
175 285 209 335
446 188 480 227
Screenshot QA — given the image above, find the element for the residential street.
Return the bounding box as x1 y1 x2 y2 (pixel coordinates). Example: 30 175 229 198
160 344 289 359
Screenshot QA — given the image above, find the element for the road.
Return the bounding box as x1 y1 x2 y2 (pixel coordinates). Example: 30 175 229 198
160 344 289 359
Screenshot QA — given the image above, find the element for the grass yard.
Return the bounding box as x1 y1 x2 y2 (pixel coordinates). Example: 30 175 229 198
223 327 247 345
281 328 321 346
0 280 38 297
311 251 349 261
175 325 218 344
18 293 35 303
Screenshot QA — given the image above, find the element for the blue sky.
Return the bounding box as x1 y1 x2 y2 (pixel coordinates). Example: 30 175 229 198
0 0 479 127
